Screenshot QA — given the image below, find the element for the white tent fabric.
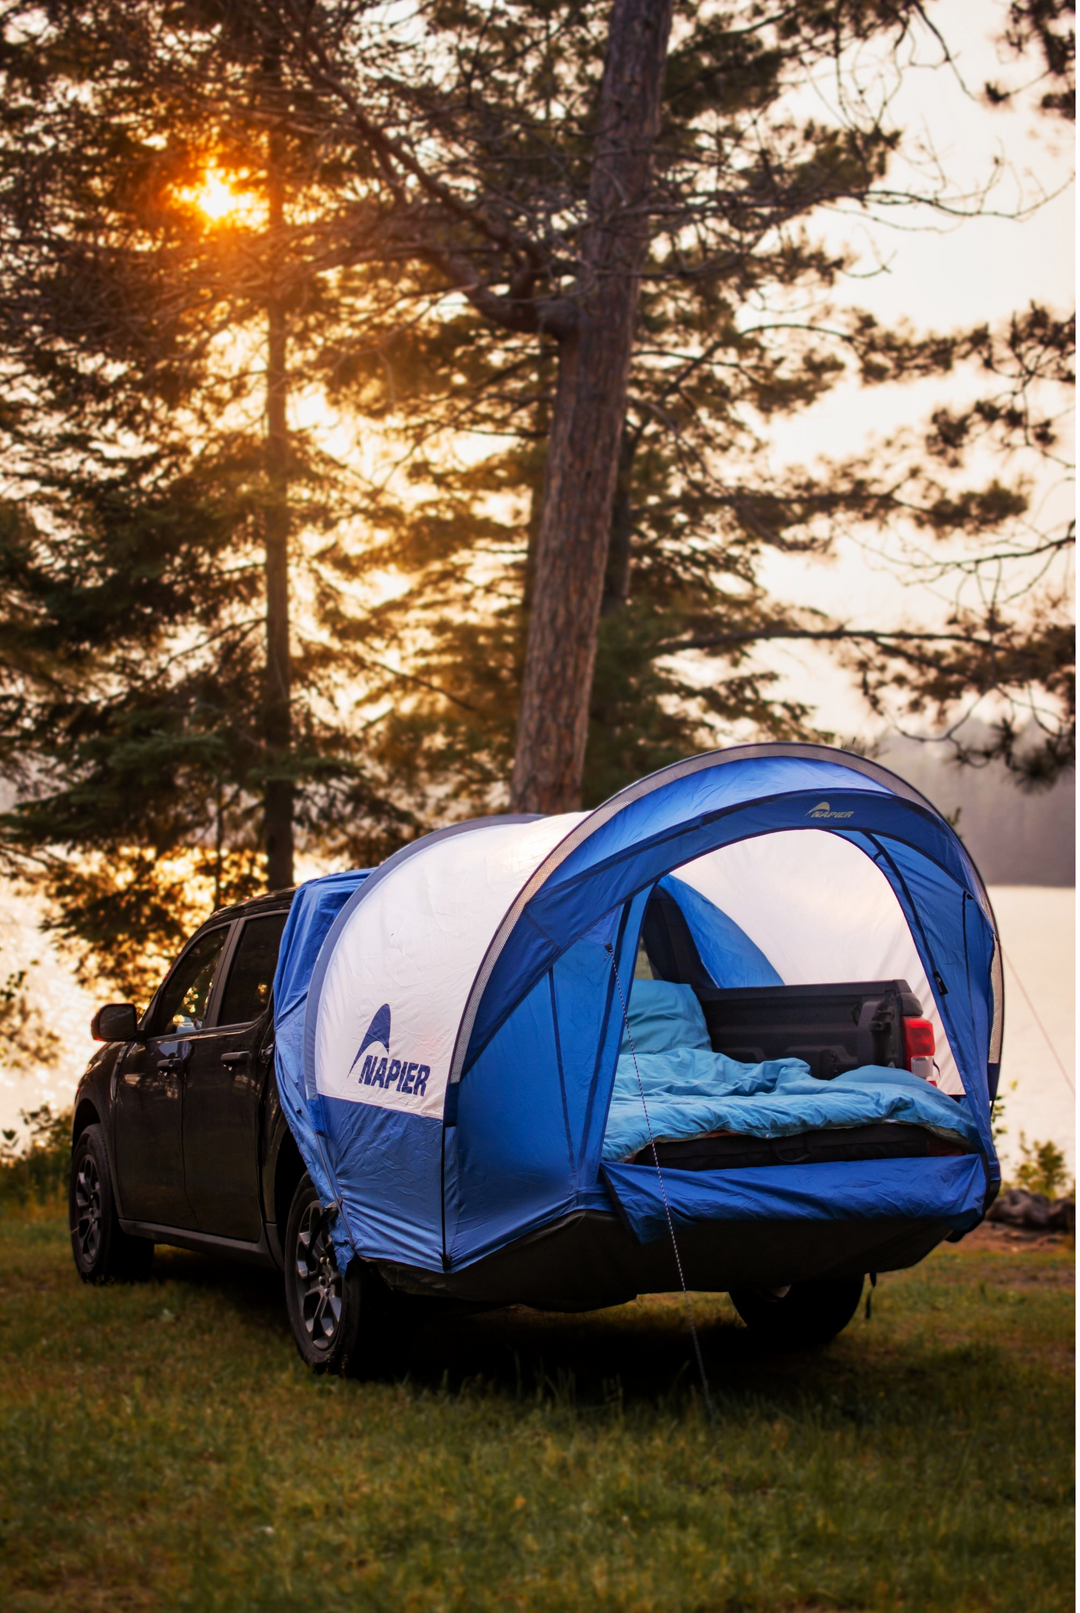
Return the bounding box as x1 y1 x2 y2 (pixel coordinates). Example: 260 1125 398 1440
314 813 586 1119
673 831 963 1093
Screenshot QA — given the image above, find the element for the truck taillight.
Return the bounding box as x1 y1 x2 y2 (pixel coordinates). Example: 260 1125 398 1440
903 1017 935 1067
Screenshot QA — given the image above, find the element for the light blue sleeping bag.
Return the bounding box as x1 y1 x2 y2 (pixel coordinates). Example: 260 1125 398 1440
606 979 977 1161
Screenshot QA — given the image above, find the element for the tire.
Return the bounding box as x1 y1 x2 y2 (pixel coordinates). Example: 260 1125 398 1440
284 1173 408 1377
729 1275 864 1349
69 1124 154 1284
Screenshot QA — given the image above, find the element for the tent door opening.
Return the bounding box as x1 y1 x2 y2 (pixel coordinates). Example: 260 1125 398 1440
601 878 981 1183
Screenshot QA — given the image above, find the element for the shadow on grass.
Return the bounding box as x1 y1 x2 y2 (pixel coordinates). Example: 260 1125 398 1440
401 1302 997 1420
150 1244 290 1327
146 1242 1006 1422
149 1245 799 1396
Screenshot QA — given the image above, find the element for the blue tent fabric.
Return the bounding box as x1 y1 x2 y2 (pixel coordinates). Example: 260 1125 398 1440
326 1101 445 1267
444 893 650 1268
272 869 369 1253
658 876 783 987
272 745 1002 1276
465 790 988 1074
601 1155 987 1243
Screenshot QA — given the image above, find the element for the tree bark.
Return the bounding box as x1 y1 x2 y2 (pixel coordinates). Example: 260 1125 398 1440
520 339 554 617
601 427 636 617
509 0 674 814
264 126 294 889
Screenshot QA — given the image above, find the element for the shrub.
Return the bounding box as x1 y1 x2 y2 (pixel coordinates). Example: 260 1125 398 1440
0 1104 71 1209
1014 1133 1073 1201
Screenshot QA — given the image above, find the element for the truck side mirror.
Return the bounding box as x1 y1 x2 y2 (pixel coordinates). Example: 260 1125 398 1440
91 1003 139 1043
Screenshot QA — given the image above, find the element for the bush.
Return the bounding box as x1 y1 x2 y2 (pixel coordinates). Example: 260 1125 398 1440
0 1105 71 1209
1014 1133 1072 1200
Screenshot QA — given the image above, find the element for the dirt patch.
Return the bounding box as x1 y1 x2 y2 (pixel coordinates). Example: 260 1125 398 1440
958 1221 1073 1254
943 1221 1075 1286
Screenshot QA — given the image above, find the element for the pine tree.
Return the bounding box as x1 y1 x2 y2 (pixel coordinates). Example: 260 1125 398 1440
270 0 1072 804
0 1 415 994
285 0 1072 809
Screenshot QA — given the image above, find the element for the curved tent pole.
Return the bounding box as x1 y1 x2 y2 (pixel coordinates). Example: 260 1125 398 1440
459 797 998 1096
447 743 1002 1094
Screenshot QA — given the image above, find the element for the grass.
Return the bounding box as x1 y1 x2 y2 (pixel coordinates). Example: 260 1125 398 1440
0 1206 1073 1613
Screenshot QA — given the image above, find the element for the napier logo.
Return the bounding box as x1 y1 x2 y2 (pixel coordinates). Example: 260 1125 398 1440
348 1003 430 1097
356 1001 391 1060
807 799 854 820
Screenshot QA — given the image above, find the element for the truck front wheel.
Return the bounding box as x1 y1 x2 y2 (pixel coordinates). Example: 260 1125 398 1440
729 1275 864 1348
69 1124 154 1284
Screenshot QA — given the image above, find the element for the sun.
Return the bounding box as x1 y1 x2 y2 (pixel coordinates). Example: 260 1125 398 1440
178 167 262 226
191 170 240 222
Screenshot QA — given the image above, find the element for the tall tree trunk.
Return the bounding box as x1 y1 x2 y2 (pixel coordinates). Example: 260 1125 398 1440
264 126 294 889
520 339 554 618
601 426 636 617
509 0 674 814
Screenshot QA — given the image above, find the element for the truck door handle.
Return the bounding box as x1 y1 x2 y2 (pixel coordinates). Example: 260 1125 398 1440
156 1053 185 1073
221 1051 251 1069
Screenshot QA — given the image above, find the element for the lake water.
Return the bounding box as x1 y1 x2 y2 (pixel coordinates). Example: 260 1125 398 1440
986 886 1075 1177
1 884 1073 1175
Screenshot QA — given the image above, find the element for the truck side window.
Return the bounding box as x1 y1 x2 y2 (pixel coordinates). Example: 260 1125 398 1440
155 927 230 1035
216 912 289 1027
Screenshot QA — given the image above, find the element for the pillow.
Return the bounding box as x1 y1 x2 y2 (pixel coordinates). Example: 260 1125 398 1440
619 979 712 1054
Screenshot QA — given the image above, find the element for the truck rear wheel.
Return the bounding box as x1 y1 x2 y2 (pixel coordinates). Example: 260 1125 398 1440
69 1124 154 1284
729 1275 864 1348
284 1173 408 1377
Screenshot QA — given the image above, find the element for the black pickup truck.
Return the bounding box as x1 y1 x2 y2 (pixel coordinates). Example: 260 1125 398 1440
69 884 945 1371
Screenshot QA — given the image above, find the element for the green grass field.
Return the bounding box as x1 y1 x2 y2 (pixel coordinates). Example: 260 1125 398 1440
0 1207 1072 1612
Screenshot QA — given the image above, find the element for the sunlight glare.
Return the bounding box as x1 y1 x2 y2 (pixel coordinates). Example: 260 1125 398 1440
178 167 262 226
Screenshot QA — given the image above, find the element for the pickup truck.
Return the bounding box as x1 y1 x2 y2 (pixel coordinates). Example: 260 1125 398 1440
69 883 946 1370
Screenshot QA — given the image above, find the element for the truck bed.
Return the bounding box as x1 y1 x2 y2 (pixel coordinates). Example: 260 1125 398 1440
697 978 925 1080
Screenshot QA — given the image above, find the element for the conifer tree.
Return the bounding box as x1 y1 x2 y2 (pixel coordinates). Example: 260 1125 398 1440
279 0 1073 807
0 1 414 993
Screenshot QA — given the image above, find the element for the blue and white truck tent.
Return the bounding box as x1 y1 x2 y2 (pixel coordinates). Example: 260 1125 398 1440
273 744 1002 1304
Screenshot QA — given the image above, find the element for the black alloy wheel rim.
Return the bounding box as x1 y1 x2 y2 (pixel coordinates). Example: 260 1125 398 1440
294 1201 343 1352
73 1152 103 1266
